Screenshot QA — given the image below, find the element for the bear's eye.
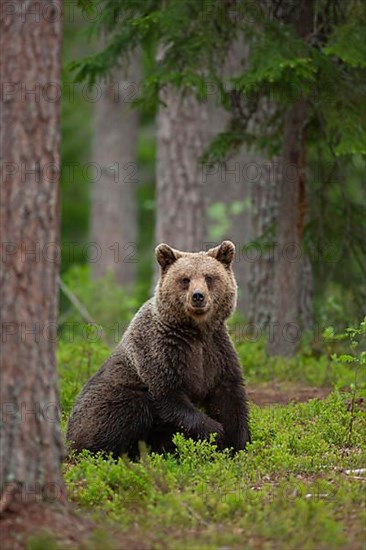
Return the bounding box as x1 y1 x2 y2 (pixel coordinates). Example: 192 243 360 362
205 275 214 285
181 277 190 287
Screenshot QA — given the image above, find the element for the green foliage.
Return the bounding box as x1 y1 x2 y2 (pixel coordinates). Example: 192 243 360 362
66 0 366 325
231 319 365 391
324 317 366 367
60 265 140 342
58 313 366 547
315 284 363 330
58 0 366 335
71 0 366 160
232 31 315 98
136 129 156 294
63 392 366 547
27 534 62 550
324 318 366 447
60 16 95 273
77 0 95 17
324 19 366 69
58 337 110 420
208 199 250 241
234 337 362 390
307 147 366 325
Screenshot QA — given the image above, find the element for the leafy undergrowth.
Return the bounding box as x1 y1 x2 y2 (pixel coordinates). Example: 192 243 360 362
55 322 365 549
60 392 366 549
235 336 362 389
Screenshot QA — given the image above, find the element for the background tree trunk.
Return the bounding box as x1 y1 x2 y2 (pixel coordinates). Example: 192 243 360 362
155 89 208 251
267 0 314 356
267 105 306 356
91 51 139 286
299 255 314 331
0 0 64 510
248 159 280 327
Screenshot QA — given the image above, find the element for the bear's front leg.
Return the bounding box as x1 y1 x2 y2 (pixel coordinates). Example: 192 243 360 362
205 380 250 452
154 392 224 444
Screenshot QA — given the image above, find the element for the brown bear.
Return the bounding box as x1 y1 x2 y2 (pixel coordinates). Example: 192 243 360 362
66 241 250 458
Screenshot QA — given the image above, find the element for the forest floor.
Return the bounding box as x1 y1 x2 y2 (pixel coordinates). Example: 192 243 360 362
247 382 331 407
3 338 365 550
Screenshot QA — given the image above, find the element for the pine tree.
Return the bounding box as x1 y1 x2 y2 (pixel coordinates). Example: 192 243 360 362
72 0 366 353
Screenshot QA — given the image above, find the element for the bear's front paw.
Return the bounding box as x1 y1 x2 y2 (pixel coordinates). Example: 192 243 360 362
199 418 225 446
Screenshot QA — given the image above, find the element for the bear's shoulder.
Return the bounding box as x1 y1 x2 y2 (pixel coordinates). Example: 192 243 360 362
120 297 156 343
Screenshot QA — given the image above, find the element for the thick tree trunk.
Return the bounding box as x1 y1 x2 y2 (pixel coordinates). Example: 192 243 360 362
267 100 309 356
267 0 314 356
248 155 313 339
156 89 208 251
0 1 65 510
299 255 314 331
91 51 139 285
248 160 281 327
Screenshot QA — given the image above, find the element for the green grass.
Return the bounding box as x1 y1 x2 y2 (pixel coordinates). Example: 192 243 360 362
57 331 366 549
236 337 361 388
62 394 366 548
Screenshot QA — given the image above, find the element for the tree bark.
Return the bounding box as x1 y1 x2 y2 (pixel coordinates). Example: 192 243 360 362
299 255 313 331
248 159 280 327
91 51 139 286
0 0 65 509
156 89 209 251
267 0 314 356
266 105 306 356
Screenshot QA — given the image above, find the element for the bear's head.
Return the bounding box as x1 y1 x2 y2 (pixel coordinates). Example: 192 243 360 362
155 241 237 326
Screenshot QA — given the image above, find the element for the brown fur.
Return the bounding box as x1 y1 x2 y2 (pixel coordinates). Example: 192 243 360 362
66 241 250 458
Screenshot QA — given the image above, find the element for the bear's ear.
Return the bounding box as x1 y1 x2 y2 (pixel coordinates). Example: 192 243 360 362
155 243 181 272
207 240 235 268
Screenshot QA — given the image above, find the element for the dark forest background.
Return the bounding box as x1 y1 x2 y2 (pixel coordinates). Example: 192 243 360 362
59 0 365 358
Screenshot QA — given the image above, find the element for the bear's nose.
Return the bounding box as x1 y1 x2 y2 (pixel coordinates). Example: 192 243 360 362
192 291 205 304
